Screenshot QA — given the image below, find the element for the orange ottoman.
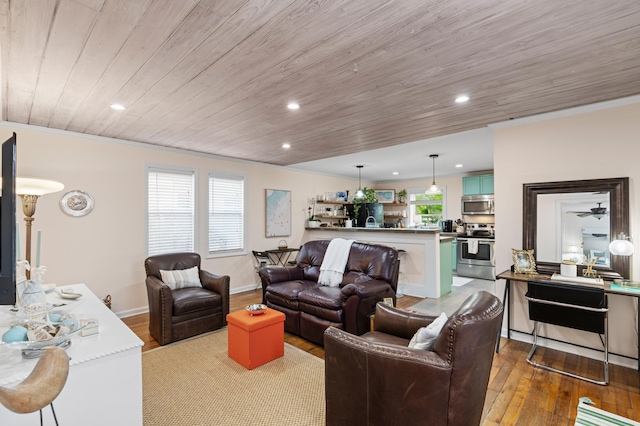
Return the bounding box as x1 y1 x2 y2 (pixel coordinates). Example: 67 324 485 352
227 307 285 370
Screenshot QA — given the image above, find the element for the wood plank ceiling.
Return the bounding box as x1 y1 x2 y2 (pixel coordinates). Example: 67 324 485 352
1 0 639 166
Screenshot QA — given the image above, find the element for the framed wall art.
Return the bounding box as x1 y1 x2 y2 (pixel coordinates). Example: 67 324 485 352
265 189 291 237
374 189 395 203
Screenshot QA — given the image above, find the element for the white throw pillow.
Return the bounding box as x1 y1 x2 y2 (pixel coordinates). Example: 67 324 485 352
159 266 202 290
408 312 448 351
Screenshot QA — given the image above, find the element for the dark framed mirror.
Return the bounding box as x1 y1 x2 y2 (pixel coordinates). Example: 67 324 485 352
523 177 629 280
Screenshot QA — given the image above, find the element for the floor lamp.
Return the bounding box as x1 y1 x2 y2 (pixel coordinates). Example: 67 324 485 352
17 178 64 279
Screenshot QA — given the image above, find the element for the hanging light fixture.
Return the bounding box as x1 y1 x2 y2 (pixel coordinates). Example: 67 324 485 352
426 154 441 194
355 165 364 199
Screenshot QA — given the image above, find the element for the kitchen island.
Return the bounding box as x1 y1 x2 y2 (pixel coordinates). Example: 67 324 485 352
304 227 451 298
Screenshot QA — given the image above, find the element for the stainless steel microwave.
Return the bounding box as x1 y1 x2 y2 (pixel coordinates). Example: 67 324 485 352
461 195 494 215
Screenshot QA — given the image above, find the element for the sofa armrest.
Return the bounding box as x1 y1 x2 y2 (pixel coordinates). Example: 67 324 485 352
340 280 393 301
373 302 439 340
259 266 305 304
200 270 230 325
145 276 174 344
324 326 451 425
259 266 304 284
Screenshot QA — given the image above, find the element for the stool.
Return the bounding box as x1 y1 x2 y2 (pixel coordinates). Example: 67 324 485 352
227 308 285 370
0 346 70 425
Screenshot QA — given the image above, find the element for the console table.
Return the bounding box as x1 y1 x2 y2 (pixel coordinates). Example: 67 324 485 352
0 284 144 425
496 270 640 371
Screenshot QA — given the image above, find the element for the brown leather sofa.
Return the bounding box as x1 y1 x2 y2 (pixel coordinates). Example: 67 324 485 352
259 240 399 346
324 291 503 426
144 252 230 345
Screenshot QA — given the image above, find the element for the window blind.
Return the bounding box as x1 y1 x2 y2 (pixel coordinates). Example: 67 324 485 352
148 168 195 256
209 174 244 254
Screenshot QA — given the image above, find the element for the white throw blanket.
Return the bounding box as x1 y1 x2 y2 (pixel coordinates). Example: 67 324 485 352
318 238 355 287
468 239 479 255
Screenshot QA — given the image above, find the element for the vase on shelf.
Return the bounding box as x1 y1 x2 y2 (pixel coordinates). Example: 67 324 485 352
308 220 321 228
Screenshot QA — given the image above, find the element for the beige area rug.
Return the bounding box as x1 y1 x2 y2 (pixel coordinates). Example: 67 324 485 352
143 329 325 425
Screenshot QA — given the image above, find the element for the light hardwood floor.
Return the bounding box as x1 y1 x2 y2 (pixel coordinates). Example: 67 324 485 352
122 289 640 425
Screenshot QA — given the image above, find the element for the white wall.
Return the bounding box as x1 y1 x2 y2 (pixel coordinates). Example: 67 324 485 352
2 123 360 316
493 101 640 365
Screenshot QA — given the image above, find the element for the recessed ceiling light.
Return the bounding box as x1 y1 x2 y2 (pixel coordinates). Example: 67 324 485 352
287 102 300 110
110 103 126 110
455 95 469 103
455 164 463 168
282 143 291 149
392 172 399 175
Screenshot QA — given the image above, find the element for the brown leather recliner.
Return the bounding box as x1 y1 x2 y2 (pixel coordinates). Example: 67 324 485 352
259 240 399 346
144 252 230 345
324 290 503 426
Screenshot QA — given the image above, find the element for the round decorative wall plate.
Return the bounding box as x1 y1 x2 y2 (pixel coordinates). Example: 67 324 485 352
60 190 94 217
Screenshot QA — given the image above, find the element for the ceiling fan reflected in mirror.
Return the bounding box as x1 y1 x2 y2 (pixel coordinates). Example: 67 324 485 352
567 203 609 220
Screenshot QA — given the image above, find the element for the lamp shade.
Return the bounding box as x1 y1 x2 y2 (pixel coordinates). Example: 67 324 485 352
426 183 441 194
16 177 64 196
609 239 634 256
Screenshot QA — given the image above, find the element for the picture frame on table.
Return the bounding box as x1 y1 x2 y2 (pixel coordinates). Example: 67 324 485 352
383 297 394 307
512 248 537 274
374 189 395 203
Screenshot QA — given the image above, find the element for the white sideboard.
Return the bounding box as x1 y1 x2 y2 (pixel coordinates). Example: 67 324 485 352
0 283 144 425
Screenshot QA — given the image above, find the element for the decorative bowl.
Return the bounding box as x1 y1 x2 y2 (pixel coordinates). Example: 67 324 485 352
246 304 267 316
57 289 82 299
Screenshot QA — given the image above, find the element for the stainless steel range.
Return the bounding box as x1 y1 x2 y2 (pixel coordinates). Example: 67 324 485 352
457 223 495 281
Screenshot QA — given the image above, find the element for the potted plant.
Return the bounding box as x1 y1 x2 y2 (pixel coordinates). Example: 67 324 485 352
307 198 321 228
397 189 407 203
348 188 383 227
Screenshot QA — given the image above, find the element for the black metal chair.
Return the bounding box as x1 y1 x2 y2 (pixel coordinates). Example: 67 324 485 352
525 280 608 385
252 251 273 289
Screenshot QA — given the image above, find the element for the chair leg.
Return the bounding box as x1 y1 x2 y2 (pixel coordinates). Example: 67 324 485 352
51 403 59 426
39 404 60 426
526 320 609 385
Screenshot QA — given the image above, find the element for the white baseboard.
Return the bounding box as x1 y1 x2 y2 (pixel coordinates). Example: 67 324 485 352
116 306 148 319
501 329 638 370
117 282 262 319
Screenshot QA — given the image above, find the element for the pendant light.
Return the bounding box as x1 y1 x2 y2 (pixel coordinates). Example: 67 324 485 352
426 154 441 194
355 165 364 199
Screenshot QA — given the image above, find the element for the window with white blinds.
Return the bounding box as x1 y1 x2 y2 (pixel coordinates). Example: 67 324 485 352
208 173 244 254
147 167 196 256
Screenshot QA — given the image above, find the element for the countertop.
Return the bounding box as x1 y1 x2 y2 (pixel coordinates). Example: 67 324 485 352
306 226 440 234
441 232 466 238
306 227 459 242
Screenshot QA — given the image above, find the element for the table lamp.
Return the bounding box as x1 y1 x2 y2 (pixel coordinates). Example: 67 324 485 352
16 177 64 279
609 232 636 286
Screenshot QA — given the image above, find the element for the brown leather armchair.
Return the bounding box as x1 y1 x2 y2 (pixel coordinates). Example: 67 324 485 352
324 291 503 426
144 252 230 345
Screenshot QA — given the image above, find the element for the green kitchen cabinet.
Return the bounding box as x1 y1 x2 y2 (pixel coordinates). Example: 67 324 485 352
451 238 457 272
462 174 494 195
440 239 453 296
